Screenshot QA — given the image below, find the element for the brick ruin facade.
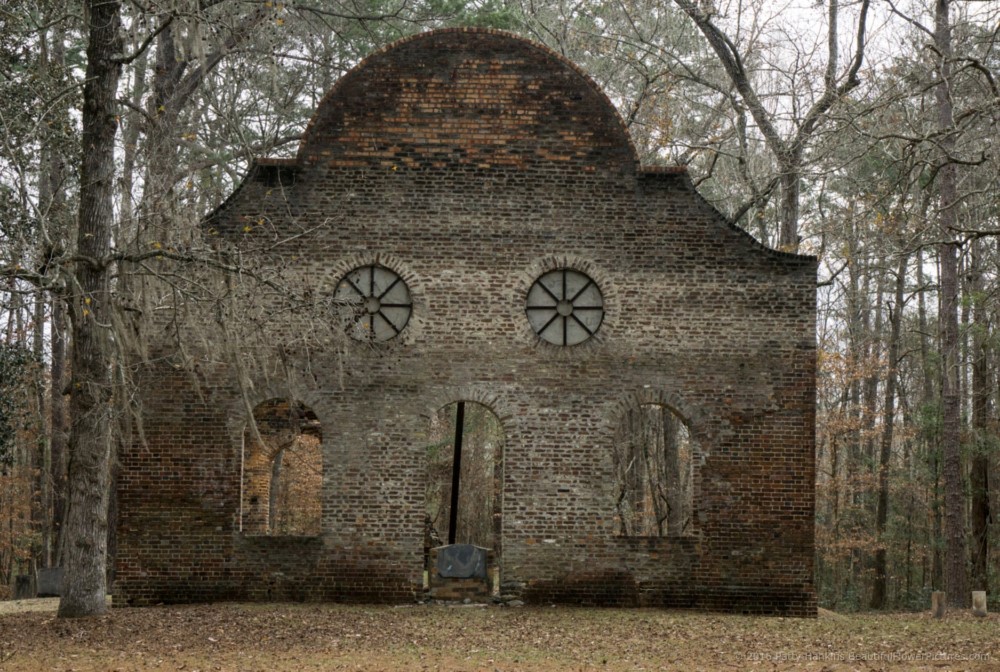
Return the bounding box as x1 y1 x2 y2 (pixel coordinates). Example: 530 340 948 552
115 28 819 616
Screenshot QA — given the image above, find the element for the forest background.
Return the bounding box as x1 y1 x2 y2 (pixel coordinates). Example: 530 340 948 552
0 0 997 616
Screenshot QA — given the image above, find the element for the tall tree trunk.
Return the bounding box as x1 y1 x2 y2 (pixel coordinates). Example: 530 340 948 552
50 298 68 567
58 0 123 619
33 13 53 563
38 11 70 569
31 293 47 572
871 252 907 609
845 210 866 514
969 239 991 592
142 21 185 247
933 0 968 609
138 6 271 248
268 448 285 532
663 409 684 536
863 266 886 470
118 45 147 244
778 163 800 251
916 248 943 589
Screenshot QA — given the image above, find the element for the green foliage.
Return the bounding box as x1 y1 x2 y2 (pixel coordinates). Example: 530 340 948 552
967 428 1000 459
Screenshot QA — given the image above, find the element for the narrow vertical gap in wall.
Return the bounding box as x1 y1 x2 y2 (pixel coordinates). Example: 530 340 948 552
447 401 465 545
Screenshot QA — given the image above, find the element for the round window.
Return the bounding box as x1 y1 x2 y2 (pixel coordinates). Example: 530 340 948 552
525 268 604 345
333 264 412 342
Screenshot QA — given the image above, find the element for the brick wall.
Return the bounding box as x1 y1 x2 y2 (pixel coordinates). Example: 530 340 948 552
115 28 818 616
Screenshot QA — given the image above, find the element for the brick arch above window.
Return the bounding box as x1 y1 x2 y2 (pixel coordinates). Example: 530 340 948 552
605 389 713 454
419 386 516 431
326 252 425 346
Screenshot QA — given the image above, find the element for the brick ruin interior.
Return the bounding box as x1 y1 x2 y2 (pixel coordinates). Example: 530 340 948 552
115 28 819 616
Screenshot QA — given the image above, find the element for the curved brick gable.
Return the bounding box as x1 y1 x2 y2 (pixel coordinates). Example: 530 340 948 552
298 28 638 173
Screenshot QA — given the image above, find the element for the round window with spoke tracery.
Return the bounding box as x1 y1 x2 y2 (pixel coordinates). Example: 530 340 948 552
525 268 604 346
333 264 412 342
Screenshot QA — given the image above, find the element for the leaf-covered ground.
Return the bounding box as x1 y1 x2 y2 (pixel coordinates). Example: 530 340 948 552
0 600 996 671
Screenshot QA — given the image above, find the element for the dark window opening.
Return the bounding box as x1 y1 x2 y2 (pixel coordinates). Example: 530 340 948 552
240 399 322 536
614 403 695 537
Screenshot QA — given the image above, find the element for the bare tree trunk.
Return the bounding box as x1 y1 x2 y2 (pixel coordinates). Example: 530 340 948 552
845 211 865 525
644 409 664 536
871 252 907 609
620 409 642 536
50 298 68 566
939 241 965 607
969 239 990 592
863 266 886 469
32 28 52 559
138 6 271 248
141 20 185 247
31 292 47 572
118 44 147 243
38 11 70 569
268 448 285 532
916 249 943 590
777 165 800 250
58 0 123 619
933 0 968 609
663 409 684 536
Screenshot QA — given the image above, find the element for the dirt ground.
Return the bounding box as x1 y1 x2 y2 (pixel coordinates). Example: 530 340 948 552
0 599 997 671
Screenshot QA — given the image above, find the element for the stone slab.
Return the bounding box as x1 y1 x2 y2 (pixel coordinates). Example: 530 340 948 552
13 575 35 599
972 591 987 617
436 544 488 579
36 567 64 597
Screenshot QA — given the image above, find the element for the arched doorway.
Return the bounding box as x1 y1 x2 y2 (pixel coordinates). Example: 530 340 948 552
424 401 504 587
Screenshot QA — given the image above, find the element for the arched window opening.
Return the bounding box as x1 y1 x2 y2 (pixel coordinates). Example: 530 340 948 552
424 402 503 555
240 399 322 536
613 403 695 537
